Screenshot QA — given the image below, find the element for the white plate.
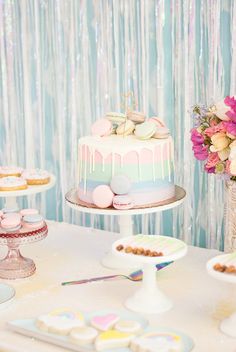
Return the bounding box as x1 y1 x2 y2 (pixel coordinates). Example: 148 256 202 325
8 309 147 352
207 253 236 284
7 309 193 351
0 283 15 309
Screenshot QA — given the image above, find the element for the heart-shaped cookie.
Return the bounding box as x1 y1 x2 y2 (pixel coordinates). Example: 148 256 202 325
91 313 120 331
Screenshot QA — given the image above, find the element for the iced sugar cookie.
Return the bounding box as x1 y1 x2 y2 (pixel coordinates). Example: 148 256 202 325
70 326 98 345
0 166 23 178
115 320 141 334
0 176 27 191
36 309 84 335
22 169 50 185
95 330 134 351
130 331 183 352
91 313 120 331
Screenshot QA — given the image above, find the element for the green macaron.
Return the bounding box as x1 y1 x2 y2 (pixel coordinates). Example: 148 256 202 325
134 121 156 140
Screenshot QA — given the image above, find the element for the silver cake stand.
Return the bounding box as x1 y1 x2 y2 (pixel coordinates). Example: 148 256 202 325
65 185 186 269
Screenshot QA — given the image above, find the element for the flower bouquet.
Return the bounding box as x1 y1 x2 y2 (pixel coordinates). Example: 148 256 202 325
190 96 236 251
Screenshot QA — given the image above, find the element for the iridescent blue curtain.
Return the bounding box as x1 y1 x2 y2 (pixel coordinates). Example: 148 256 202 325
0 0 235 248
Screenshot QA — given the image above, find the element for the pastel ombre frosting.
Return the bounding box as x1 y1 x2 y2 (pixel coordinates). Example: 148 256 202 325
78 135 175 207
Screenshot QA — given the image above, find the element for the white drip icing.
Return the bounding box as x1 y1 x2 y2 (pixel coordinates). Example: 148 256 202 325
78 136 174 188
112 152 115 176
167 140 171 181
160 144 164 179
152 150 155 181
83 146 87 193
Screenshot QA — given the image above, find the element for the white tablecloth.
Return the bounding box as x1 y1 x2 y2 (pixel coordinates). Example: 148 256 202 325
0 221 235 352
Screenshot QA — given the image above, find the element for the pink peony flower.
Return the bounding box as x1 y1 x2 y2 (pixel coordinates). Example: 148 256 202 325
204 165 215 173
190 129 204 145
225 160 232 175
193 145 208 160
225 121 236 137
204 122 227 138
226 109 236 123
205 152 220 169
224 96 236 109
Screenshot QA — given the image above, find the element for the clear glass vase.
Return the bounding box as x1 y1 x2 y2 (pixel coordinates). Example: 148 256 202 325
224 180 236 252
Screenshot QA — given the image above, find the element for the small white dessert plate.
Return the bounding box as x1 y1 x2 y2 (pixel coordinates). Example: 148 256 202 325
0 283 15 309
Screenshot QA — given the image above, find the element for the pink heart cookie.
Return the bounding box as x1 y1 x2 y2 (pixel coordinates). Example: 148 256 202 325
91 313 120 331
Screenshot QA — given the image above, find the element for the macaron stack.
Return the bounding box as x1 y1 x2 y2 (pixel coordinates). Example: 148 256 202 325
0 207 45 232
90 111 170 140
92 174 134 210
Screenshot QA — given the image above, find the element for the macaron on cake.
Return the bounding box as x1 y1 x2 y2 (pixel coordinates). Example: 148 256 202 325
153 126 170 139
21 169 50 185
116 120 135 136
127 111 146 124
92 185 114 208
22 214 44 230
149 116 166 128
0 166 22 178
0 176 27 191
134 121 156 140
77 106 175 209
91 118 112 137
106 112 127 125
110 174 131 195
113 195 134 210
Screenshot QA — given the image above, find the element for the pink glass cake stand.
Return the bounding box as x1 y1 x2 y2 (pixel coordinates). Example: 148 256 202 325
207 253 236 338
112 235 187 314
65 186 186 270
0 223 48 279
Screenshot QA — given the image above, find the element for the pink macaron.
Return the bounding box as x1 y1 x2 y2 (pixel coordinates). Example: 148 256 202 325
20 208 39 217
2 212 22 220
149 117 166 128
92 185 114 208
1 217 21 232
113 195 134 210
127 111 146 123
22 214 44 230
91 118 112 137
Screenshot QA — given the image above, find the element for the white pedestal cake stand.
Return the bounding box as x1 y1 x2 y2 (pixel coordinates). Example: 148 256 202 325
0 174 56 209
112 235 187 313
65 185 186 269
207 253 236 338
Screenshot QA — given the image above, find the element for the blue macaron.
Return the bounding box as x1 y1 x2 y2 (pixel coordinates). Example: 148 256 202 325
110 174 132 195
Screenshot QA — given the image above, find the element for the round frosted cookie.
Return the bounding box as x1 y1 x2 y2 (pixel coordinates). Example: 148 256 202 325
0 166 23 178
114 320 141 334
22 169 50 185
70 326 98 345
0 176 27 191
36 309 85 335
130 331 183 352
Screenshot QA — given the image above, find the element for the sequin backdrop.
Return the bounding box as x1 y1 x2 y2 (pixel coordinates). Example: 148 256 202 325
0 0 234 248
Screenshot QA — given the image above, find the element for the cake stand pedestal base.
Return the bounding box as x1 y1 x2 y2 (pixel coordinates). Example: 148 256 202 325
0 248 36 280
125 264 172 314
101 215 139 269
220 312 236 338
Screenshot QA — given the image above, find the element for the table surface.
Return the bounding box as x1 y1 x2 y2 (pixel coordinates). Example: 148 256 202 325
0 221 235 352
